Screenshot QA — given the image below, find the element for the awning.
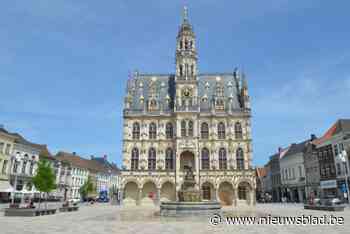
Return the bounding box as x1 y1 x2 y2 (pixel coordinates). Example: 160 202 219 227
0 180 14 193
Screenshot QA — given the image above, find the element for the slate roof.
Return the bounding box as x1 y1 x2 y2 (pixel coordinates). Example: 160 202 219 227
0 127 43 152
56 152 119 174
125 73 244 112
91 156 120 174
56 151 92 170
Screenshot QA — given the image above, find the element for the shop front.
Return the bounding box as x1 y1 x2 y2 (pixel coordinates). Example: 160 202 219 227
320 180 337 198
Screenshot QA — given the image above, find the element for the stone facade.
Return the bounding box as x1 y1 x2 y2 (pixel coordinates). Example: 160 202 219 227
121 8 255 207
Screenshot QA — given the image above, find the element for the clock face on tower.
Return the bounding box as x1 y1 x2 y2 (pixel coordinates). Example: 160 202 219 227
183 88 191 97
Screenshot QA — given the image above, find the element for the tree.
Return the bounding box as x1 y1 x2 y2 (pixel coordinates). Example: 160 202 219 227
32 160 57 209
79 176 95 201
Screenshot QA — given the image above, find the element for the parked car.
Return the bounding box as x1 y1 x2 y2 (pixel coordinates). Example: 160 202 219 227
320 196 342 206
68 198 80 205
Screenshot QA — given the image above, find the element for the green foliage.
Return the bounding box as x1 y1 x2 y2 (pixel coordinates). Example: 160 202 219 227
32 160 57 193
79 176 95 199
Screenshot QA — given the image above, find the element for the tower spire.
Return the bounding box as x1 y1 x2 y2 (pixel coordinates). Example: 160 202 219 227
183 6 188 23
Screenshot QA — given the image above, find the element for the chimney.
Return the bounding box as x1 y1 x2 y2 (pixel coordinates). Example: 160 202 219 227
310 134 317 141
278 147 282 154
103 154 108 160
90 155 94 160
72 152 76 156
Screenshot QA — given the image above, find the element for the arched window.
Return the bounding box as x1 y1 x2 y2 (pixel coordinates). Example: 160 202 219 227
148 148 156 171
238 186 247 200
190 40 193 49
201 122 209 139
166 122 173 139
219 148 227 170
188 120 194 137
149 122 157 139
201 148 210 170
235 122 243 139
22 161 27 174
180 40 183 49
165 148 174 170
190 65 194 76
185 39 188 50
131 148 139 170
132 122 140 140
181 120 186 137
179 64 183 76
236 148 245 170
217 122 226 139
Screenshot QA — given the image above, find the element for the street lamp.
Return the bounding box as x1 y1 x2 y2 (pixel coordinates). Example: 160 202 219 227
11 152 21 205
337 150 349 204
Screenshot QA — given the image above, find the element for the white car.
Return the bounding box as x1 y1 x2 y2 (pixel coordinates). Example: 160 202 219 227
68 198 80 205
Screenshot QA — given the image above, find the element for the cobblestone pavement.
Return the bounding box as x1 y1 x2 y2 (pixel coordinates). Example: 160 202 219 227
0 203 349 234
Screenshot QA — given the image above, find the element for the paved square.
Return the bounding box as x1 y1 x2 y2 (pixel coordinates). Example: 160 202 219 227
1 203 349 234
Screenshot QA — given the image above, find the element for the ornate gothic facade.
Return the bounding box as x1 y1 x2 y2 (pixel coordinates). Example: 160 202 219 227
121 8 255 207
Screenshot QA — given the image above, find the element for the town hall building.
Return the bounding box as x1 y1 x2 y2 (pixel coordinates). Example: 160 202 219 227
121 7 256 207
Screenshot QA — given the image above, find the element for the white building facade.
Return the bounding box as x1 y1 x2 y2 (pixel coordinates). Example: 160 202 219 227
280 142 307 203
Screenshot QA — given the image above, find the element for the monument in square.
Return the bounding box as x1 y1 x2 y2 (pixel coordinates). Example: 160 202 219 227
160 164 221 216
120 6 256 210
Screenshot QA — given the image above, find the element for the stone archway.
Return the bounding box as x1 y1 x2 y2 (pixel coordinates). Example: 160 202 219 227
141 181 157 206
160 181 176 202
218 181 234 206
123 181 138 206
201 182 215 201
180 151 195 171
237 181 253 206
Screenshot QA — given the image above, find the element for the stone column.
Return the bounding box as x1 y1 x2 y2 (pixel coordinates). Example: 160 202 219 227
137 187 142 206
156 187 161 205
250 188 256 206
175 151 181 201
119 189 124 206
234 188 238 207
213 187 218 201
298 187 303 203
196 151 200 190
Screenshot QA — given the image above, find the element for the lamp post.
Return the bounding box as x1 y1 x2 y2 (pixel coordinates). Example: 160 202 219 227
11 152 21 205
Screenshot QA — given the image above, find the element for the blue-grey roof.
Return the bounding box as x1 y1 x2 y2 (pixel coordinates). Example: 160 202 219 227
124 73 246 114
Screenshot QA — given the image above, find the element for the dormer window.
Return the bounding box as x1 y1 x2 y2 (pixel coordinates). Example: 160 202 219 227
149 99 157 111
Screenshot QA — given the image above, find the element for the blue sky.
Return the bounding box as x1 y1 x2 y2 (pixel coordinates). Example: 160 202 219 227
1 0 349 167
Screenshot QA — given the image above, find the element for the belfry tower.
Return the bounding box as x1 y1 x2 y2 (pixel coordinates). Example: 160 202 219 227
176 6 198 81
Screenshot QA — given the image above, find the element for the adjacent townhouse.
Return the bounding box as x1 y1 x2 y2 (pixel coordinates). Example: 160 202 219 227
0 126 16 201
270 149 284 202
9 133 41 201
56 152 90 201
56 152 121 201
255 167 267 202
37 145 72 200
280 140 309 203
90 155 121 200
303 135 320 200
314 119 350 201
